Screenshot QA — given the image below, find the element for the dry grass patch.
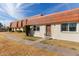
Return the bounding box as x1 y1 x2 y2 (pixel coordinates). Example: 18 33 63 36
23 36 41 41
41 39 79 51
0 35 61 56
9 32 41 41
9 32 25 38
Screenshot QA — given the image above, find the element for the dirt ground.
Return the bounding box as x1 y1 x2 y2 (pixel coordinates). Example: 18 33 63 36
0 32 60 56
0 32 79 56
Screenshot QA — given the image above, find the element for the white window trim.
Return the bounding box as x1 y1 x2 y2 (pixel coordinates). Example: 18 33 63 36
61 23 77 32
33 25 40 31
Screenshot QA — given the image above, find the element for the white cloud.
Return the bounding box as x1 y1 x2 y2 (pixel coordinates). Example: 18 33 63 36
17 3 34 9
43 4 65 14
0 3 34 19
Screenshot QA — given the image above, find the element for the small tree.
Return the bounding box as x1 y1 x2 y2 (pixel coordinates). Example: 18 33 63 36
24 25 30 36
0 22 3 28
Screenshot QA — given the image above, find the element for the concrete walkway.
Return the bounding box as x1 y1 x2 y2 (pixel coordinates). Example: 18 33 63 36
1 32 79 56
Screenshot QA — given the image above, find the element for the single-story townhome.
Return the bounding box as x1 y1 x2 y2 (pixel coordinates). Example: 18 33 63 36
10 21 18 31
10 19 27 32
10 8 79 42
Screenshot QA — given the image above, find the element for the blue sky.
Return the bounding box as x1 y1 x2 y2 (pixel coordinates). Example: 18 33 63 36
0 3 79 26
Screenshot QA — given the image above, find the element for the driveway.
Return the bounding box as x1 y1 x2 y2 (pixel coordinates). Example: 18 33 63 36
0 32 79 56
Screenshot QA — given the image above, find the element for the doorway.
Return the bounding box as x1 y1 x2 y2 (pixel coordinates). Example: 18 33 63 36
46 25 51 36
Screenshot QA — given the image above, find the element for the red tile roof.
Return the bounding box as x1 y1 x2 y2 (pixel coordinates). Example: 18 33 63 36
22 19 27 27
18 20 23 28
11 21 18 28
27 8 79 25
10 8 79 28
10 22 12 28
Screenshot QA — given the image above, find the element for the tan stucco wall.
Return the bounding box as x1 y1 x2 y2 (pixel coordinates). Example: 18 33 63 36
15 28 23 32
12 28 15 31
19 28 23 31
27 23 79 42
16 28 20 31
34 25 46 38
51 23 79 42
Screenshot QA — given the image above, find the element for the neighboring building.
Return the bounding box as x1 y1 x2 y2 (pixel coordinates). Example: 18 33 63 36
18 20 23 31
10 19 28 32
10 21 18 31
10 8 79 42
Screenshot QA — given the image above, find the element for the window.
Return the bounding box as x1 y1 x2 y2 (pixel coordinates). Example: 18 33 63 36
33 25 40 31
37 26 40 31
33 26 36 31
61 23 68 31
61 23 77 32
69 23 76 31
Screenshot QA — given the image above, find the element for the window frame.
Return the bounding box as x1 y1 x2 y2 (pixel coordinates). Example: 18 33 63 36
68 23 77 31
61 23 77 32
61 23 68 31
36 26 40 31
33 25 40 31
